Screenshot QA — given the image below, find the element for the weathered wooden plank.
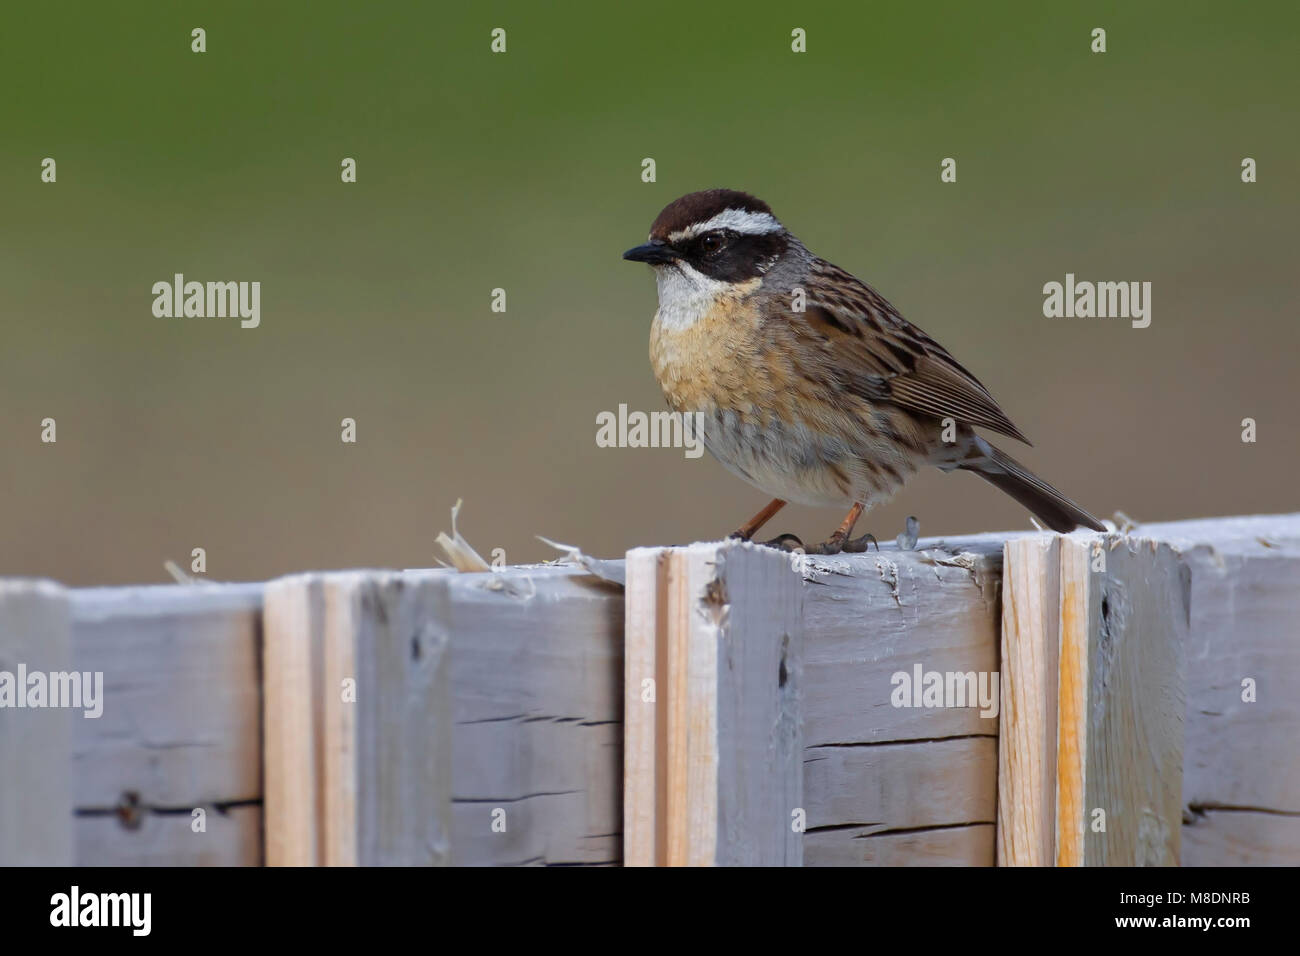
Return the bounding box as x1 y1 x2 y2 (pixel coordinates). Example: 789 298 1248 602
1182 809 1300 866
263 572 452 866
804 823 995 866
0 580 73 865
1061 535 1188 866
265 565 622 867
997 536 1060 866
262 575 323 866
800 537 1004 746
622 549 660 867
1138 514 1300 865
797 535 1004 866
75 804 262 867
1000 533 1189 866
805 736 997 833
439 566 623 866
70 584 263 866
624 541 802 866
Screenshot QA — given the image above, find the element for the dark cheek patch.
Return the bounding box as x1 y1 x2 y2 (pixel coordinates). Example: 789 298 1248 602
691 234 787 282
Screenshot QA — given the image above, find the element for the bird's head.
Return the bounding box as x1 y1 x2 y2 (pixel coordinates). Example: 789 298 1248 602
623 189 791 290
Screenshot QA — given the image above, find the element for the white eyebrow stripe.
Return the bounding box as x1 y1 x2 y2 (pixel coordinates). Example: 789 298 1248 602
667 208 782 243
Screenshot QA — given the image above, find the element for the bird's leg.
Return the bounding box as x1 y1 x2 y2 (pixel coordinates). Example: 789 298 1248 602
728 498 786 541
805 502 865 555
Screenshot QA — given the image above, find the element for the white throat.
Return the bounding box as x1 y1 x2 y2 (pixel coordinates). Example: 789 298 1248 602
653 261 734 331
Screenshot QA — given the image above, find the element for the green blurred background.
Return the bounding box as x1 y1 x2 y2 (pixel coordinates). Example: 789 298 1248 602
2 1 1296 585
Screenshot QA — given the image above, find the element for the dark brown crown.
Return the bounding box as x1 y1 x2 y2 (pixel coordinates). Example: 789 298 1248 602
648 189 774 240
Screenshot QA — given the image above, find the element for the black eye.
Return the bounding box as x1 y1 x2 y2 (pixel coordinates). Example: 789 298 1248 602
700 232 726 255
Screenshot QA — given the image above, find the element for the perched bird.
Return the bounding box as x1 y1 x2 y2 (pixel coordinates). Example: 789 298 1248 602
623 188 1104 553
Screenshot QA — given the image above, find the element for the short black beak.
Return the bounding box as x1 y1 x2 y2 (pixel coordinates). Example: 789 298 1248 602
622 240 677 265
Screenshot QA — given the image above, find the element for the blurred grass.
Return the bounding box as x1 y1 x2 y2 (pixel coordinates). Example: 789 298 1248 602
1 1 1297 584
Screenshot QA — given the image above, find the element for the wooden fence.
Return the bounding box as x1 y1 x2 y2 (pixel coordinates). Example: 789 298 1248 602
1 513 1296 866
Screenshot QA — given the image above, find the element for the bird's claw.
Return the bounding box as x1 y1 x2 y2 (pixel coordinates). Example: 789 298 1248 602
843 533 879 553
803 538 842 555
805 532 879 554
746 530 878 555
759 532 804 552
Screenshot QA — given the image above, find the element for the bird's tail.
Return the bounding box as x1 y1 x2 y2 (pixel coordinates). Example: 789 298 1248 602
956 435 1105 533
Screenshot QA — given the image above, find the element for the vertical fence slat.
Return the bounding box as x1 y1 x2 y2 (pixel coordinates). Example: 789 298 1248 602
263 572 452 866
262 575 323 865
997 536 1060 866
1060 537 1188 865
0 580 73 865
621 549 661 867
624 540 802 866
1000 534 1188 866
1141 516 1300 865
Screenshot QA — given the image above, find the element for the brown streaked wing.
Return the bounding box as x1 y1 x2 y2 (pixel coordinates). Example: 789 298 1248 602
785 260 1031 445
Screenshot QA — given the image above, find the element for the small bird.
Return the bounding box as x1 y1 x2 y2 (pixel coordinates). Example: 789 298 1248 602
623 188 1104 553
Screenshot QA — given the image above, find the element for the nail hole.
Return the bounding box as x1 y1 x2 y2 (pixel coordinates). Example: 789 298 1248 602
116 791 143 831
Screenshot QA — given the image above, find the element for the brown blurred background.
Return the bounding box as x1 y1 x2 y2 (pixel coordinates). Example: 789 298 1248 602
2 1 1297 586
